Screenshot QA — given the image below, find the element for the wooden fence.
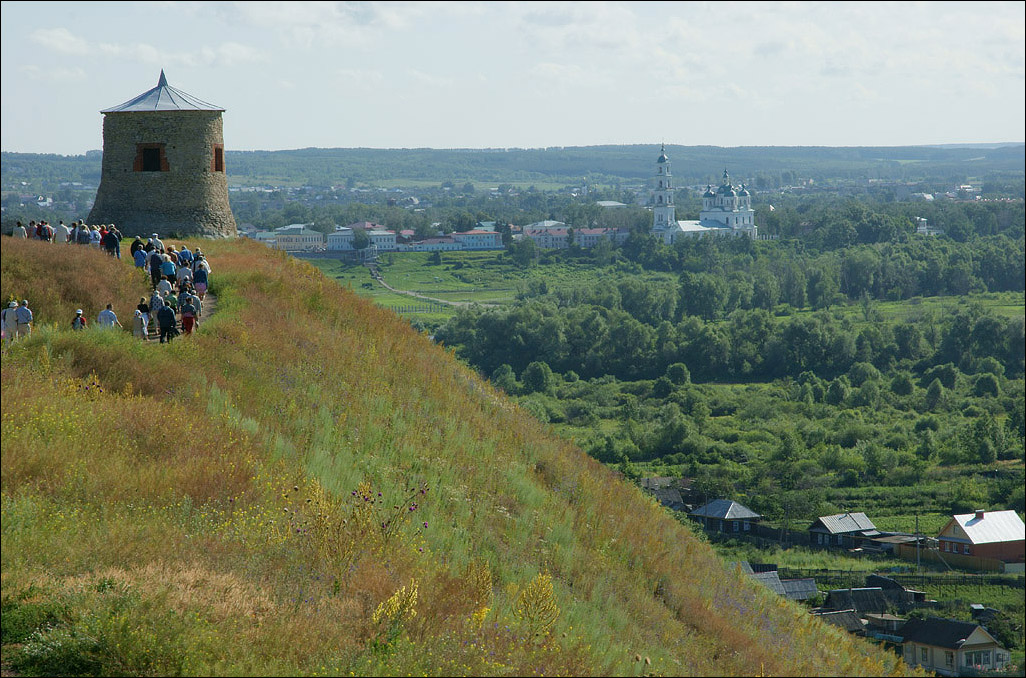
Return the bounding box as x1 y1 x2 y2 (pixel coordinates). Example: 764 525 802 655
895 543 1011 574
386 303 448 314
777 567 1024 590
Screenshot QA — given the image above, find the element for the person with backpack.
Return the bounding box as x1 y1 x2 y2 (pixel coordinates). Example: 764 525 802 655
37 221 54 242
76 223 92 245
71 309 88 330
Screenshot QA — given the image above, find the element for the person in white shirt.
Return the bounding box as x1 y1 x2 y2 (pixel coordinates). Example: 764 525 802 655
96 304 122 329
55 221 71 243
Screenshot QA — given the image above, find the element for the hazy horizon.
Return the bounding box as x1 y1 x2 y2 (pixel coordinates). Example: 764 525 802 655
2 2 1023 155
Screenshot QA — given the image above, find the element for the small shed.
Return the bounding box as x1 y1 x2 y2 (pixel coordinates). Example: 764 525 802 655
813 609 866 636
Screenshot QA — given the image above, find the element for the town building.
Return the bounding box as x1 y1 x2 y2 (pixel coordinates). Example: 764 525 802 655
407 237 462 252
650 146 757 242
327 227 355 251
273 224 323 251
450 230 503 250
367 229 397 251
522 228 570 249
574 227 629 248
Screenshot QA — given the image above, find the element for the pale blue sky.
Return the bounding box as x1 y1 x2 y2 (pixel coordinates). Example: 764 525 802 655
2 1 1024 154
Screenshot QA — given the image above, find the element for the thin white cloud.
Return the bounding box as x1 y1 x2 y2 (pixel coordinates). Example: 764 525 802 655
29 27 264 67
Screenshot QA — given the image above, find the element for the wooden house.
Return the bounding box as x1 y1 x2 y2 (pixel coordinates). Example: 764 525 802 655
936 510 1025 566
808 512 881 548
900 617 1011 676
689 499 761 534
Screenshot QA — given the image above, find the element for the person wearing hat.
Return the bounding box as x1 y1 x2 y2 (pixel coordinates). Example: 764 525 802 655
71 309 88 330
132 309 148 340
13 299 33 340
1 301 18 346
150 232 165 251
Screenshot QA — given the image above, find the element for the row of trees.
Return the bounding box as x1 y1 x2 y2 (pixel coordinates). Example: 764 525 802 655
437 293 1024 385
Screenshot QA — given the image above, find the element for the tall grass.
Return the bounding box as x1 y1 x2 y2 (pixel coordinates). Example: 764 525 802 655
2 237 916 676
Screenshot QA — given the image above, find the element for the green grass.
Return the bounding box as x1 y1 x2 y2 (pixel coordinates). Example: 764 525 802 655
2 237 913 676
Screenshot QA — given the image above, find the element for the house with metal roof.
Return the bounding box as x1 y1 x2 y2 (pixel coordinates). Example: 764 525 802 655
899 617 1011 677
808 512 881 548
937 510 1025 565
822 587 918 616
689 499 761 535
812 609 866 635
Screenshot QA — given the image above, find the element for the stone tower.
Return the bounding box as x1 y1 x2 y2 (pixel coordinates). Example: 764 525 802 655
88 71 237 238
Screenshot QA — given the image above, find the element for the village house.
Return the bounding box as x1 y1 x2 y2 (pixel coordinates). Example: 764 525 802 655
808 512 881 549
936 510 1025 567
900 617 1011 677
689 499 761 534
735 562 819 602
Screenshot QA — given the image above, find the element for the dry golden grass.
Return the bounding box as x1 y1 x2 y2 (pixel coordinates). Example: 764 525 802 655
1 236 920 676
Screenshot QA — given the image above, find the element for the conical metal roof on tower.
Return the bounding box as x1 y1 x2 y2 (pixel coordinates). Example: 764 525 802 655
101 70 224 113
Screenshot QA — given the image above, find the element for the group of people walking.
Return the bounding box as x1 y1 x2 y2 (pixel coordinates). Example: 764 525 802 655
4 227 212 347
12 219 124 257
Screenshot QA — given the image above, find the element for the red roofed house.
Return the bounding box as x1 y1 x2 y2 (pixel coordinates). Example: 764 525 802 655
937 510 1025 565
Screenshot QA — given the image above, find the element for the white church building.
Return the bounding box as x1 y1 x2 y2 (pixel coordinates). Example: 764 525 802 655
650 145 757 243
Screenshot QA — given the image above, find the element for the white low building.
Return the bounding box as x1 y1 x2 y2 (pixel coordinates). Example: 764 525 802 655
327 227 355 250
450 229 503 250
408 237 462 252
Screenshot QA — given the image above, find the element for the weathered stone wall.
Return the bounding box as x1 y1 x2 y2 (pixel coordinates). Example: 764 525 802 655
88 111 237 238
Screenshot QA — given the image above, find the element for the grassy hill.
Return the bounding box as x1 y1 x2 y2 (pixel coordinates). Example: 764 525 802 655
0 238 914 676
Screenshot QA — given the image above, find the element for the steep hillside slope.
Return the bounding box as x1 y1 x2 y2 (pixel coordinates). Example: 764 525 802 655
1 238 913 676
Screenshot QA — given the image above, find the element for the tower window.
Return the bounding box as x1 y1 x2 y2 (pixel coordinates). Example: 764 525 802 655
134 143 168 172
212 144 225 172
